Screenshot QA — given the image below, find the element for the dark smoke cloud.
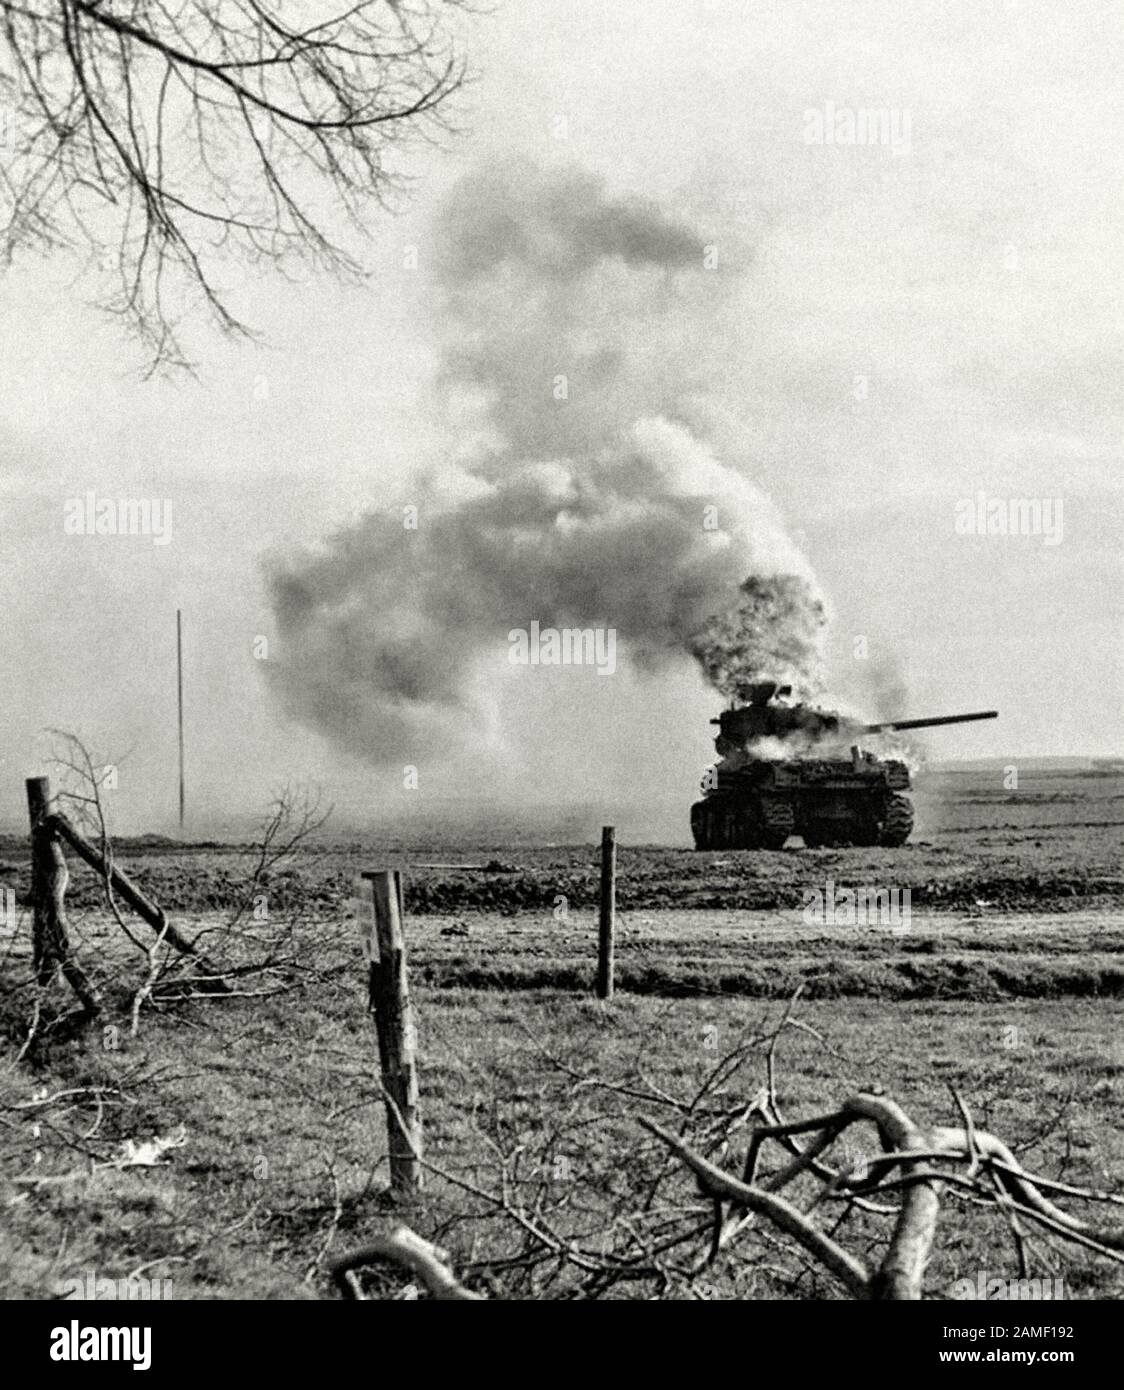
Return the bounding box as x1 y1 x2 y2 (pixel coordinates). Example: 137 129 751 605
693 575 827 703
265 162 828 764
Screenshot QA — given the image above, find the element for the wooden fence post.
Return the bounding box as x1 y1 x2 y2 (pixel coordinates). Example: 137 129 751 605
596 826 616 1001
359 870 423 1198
25 777 100 1013
27 776 61 983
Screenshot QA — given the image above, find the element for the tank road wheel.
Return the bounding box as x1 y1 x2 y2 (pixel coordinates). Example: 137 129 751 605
694 801 733 850
848 817 881 849
879 794 914 847
801 821 847 848
759 798 795 850
691 801 719 850
726 808 753 849
809 828 845 848
733 812 761 850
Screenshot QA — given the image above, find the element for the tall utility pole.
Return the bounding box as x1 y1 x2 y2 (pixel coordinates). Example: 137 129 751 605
176 609 185 832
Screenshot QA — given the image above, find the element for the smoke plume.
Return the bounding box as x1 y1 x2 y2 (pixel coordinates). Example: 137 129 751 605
692 575 827 703
265 162 828 763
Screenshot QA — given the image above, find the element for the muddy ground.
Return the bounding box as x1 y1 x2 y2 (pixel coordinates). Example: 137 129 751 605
2 768 1119 923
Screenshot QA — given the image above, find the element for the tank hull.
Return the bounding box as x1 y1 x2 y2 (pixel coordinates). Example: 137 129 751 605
690 758 914 849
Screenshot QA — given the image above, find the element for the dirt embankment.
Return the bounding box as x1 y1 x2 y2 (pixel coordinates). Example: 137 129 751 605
0 841 1116 918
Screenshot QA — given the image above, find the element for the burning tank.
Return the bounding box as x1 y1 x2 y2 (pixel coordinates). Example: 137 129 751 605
691 681 997 850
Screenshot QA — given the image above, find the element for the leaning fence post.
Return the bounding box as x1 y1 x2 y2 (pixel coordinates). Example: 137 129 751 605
27 776 61 983
25 776 99 1013
596 826 616 1001
359 870 423 1198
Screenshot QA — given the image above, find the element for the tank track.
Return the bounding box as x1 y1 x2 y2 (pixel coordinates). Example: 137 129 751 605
878 792 914 846
691 792 915 850
690 796 795 850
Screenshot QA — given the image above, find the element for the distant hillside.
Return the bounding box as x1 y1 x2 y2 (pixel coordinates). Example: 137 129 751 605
928 757 1109 773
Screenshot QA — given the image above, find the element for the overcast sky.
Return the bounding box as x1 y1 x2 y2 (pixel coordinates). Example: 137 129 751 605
1 0 1120 833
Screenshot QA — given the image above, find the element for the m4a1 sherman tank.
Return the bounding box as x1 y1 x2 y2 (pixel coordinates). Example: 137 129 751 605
690 682 997 850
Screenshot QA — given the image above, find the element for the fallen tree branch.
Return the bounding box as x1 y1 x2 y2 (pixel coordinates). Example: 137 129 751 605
639 1117 871 1298
330 1226 483 1301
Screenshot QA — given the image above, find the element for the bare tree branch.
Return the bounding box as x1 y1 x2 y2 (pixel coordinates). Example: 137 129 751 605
0 1 472 368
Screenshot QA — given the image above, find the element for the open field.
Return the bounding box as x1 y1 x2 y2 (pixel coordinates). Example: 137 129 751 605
1 766 1121 1299
350 906 1124 1000
2 979 1122 1300
2 770 1120 919
9 903 1123 1003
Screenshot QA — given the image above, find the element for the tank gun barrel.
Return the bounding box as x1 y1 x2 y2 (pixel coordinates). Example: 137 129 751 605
861 710 998 734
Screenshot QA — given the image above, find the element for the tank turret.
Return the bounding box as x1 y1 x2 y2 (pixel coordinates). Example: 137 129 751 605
711 685 842 753
712 694 997 758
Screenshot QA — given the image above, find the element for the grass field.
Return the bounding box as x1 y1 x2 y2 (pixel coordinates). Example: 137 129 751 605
2 976 1121 1300
0 767 1120 1299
